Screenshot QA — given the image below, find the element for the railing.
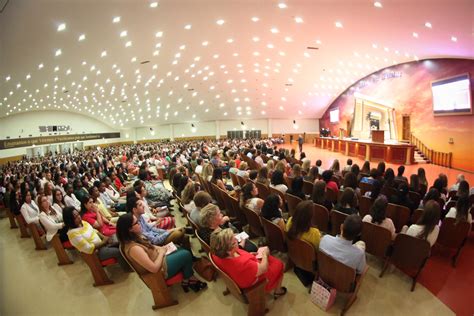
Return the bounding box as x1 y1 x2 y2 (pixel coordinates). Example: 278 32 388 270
410 133 452 168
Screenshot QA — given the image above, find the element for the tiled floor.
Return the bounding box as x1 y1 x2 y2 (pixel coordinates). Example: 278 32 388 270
0 196 454 316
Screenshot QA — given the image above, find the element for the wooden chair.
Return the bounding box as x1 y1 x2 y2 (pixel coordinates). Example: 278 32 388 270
209 255 267 316
386 203 410 233
380 233 430 291
28 223 47 250
285 193 303 217
326 188 338 204
447 190 457 200
286 236 317 274
196 229 211 254
317 250 367 315
237 175 247 188
311 203 330 233
230 172 239 187
261 217 286 253
211 183 227 211
330 210 349 236
186 213 199 232
436 218 470 267
242 206 265 238
51 234 74 265
80 252 117 286
361 222 392 268
5 207 18 229
269 187 287 212
381 186 397 199
120 245 182 310
359 182 374 195
358 196 373 218
221 191 238 219
255 181 270 201
410 208 423 225
286 176 294 189
229 195 247 226
303 180 313 196
15 214 31 238
408 191 421 209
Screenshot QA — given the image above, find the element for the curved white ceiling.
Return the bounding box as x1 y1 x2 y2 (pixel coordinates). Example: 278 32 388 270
0 0 472 128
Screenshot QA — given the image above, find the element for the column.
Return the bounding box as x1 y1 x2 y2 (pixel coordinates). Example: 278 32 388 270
169 124 174 141
267 119 273 137
215 120 221 140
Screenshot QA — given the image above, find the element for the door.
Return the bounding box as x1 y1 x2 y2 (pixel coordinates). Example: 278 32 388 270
402 115 410 140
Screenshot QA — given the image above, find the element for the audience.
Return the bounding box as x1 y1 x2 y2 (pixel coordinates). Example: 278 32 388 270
334 188 358 215
240 182 264 215
402 200 440 247
445 195 472 224
362 196 396 239
311 180 333 211
286 176 306 200
270 170 288 194
286 201 321 250
261 194 286 231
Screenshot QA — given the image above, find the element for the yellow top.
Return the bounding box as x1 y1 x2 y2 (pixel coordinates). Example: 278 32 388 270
286 217 321 250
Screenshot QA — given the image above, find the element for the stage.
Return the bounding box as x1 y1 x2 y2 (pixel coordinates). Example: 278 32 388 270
314 136 415 165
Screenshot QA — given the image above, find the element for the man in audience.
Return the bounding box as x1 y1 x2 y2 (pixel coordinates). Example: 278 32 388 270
195 158 204 174
316 159 323 175
343 159 353 172
449 174 465 192
319 214 367 274
395 165 408 183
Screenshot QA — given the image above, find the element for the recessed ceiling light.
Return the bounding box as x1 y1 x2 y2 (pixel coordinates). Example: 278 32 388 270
112 16 121 23
251 16 259 22
294 16 303 23
335 21 343 28
184 24 192 30
252 36 260 42
270 27 279 33
412 32 419 38
216 19 225 25
284 36 292 42
78 34 86 41
316 39 322 44
425 22 432 28
125 41 132 47
372 43 378 48
150 1 158 8
227 38 234 43
202 41 209 46
101 50 107 57
55 49 62 56
57 23 66 32
374 1 382 8
38 63 44 69
278 3 287 9
155 31 163 37
451 36 457 42
120 30 127 37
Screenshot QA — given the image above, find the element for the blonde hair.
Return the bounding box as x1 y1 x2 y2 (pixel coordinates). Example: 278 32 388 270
200 203 220 228
302 160 311 173
239 162 248 170
275 161 286 174
181 182 196 205
292 164 302 177
210 228 235 258
266 160 275 170
202 163 214 180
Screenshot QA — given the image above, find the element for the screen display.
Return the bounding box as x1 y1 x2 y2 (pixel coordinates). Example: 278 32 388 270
330 108 339 123
432 74 471 115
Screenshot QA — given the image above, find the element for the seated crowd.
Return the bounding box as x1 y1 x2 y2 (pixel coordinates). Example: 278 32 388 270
1 137 473 312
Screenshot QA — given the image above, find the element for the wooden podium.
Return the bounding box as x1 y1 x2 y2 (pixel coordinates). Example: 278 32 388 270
371 130 385 143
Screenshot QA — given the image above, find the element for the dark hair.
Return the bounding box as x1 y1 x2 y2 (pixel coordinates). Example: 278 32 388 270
339 187 357 208
397 165 405 177
194 191 212 208
126 195 139 213
249 170 258 181
423 188 440 205
240 182 255 207
312 180 327 205
211 168 223 184
316 160 322 167
454 196 470 224
417 200 440 240
80 196 93 215
271 170 285 186
432 178 444 193
370 196 388 225
369 180 383 200
138 169 148 181
350 164 360 177
343 172 357 189
417 168 428 185
52 188 64 205
409 174 420 192
287 200 313 240
347 159 353 166
397 182 409 197
361 161 370 174
290 177 304 194
384 168 395 183
116 212 135 244
369 168 379 179
376 162 386 176
457 180 470 197
261 194 282 221
63 206 79 229
438 173 448 189
342 214 362 240
322 170 333 182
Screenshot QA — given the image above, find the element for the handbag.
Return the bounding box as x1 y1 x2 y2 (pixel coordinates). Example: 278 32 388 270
310 278 337 311
193 257 216 282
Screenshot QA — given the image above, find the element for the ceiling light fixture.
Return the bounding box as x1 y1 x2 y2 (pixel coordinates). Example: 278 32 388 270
113 16 121 23
155 31 163 37
412 32 419 38
335 21 343 28
184 24 192 30
150 2 158 8
216 19 225 25
451 36 457 42
294 16 303 23
374 1 382 8
78 34 86 41
55 49 62 56
120 30 127 37
57 23 66 32
425 22 432 28
278 3 287 9
251 17 259 22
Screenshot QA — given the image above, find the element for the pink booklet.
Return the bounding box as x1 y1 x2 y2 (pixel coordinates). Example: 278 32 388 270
163 242 178 255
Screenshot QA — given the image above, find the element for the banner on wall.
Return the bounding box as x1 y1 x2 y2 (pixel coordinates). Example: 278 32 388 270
0 132 121 150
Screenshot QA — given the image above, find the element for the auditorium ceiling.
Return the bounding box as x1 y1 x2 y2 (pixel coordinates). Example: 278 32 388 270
0 0 472 128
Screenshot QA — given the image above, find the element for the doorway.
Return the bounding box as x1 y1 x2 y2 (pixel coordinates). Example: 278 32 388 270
402 115 410 141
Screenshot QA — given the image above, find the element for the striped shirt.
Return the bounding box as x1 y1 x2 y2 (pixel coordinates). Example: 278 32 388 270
67 221 101 254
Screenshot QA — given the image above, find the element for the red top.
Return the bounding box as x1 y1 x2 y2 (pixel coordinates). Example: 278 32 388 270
81 211 116 237
326 181 339 193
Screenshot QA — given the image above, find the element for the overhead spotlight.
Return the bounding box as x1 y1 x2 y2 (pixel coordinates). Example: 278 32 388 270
191 124 197 133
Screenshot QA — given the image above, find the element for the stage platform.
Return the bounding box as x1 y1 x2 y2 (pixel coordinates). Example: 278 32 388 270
314 136 415 165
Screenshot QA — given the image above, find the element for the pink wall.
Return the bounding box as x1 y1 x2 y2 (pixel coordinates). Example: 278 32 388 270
319 58 474 172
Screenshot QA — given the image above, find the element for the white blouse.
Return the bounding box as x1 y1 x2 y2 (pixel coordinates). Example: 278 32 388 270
20 201 40 224
405 224 440 247
64 194 81 211
39 211 64 241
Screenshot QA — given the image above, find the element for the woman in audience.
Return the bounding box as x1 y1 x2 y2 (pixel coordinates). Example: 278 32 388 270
176 175 190 198
270 170 288 194
376 162 386 178
275 161 288 180
420 188 441 208
322 170 339 194
228 160 239 175
390 182 416 213
304 166 319 183
360 168 379 185
360 161 371 176
335 187 358 215
20 190 41 228
455 180 470 198
80 196 116 237
190 191 212 226
240 182 264 214
44 182 54 205
341 172 361 197
291 164 302 178
236 162 249 179
287 176 306 200
445 195 472 224
402 200 440 247
52 189 66 214
329 159 342 178
211 168 233 192
266 160 275 178
438 173 449 195
362 196 396 239
63 207 130 271
38 194 67 242
432 178 447 202
64 184 81 211
136 185 174 229
286 200 321 249
312 180 333 211
365 180 386 201
181 182 196 213
261 194 286 231
350 164 360 180
409 174 421 194
199 203 257 252
257 167 271 186
116 213 206 292
301 159 311 175
382 168 396 189
210 228 287 297
417 168 428 195
202 163 214 182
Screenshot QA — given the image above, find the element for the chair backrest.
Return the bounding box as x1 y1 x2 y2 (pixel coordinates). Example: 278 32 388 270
195 230 211 253
230 172 239 187
389 233 430 271
408 191 421 209
210 183 226 210
286 236 316 273
221 191 237 218
286 176 294 189
242 206 265 237
285 193 303 217
261 217 287 253
186 213 199 231
237 175 247 188
330 210 349 236
386 203 410 233
359 182 374 195
437 218 470 249
269 187 287 211
444 200 456 213
303 180 314 196
326 187 338 203
361 221 392 259
359 196 373 218
208 254 246 303
381 186 397 199
229 195 247 226
312 203 329 233
411 208 423 225
317 250 356 293
255 181 270 200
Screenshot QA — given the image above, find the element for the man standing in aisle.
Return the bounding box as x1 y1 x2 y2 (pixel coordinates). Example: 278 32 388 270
298 134 303 153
